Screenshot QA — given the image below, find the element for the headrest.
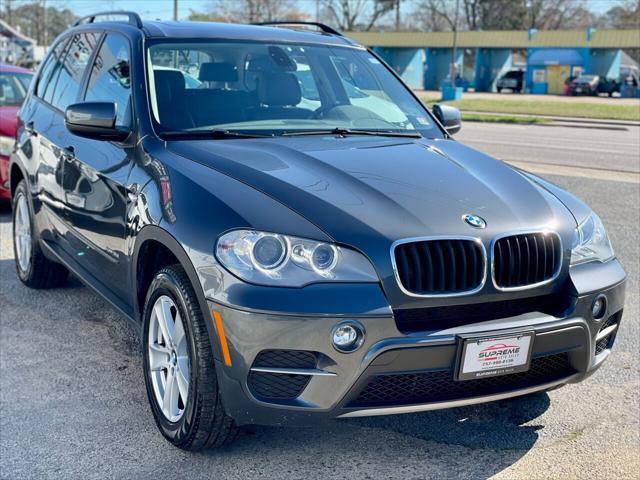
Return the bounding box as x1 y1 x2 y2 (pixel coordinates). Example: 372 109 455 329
258 72 301 107
199 62 238 82
154 69 185 101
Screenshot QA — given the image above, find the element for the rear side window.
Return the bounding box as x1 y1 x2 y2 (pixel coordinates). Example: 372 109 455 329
35 38 69 99
49 32 100 111
84 34 132 127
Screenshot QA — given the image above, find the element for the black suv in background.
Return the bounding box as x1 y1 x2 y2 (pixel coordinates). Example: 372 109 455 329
10 13 625 450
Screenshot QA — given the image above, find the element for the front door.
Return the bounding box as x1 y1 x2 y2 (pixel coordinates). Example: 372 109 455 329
547 65 571 94
63 33 135 300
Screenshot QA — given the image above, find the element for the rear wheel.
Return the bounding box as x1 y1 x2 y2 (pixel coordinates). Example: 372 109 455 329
12 180 68 288
142 264 238 450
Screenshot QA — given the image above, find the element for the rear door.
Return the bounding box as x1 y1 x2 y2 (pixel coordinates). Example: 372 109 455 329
61 32 134 299
22 35 73 243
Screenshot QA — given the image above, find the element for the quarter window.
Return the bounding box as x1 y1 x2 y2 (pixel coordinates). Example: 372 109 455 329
84 34 132 127
50 32 100 111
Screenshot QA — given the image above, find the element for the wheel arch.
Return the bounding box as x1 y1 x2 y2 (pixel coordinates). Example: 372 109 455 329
132 225 223 363
9 161 27 200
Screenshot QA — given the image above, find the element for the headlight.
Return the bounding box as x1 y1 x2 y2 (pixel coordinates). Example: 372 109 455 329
215 229 378 287
571 213 614 265
0 135 15 156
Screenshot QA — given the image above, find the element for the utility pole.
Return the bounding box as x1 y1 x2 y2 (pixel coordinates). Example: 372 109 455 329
6 0 12 25
395 0 401 31
450 0 459 87
173 0 178 21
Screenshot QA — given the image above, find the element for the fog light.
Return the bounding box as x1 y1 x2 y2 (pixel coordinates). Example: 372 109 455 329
592 295 607 320
331 321 365 352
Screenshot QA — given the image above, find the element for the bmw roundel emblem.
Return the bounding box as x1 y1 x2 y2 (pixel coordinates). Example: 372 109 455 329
463 214 486 229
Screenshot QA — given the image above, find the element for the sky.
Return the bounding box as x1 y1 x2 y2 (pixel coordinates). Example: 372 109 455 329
12 0 624 22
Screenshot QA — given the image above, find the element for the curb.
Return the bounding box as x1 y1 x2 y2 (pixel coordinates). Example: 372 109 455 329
462 110 640 127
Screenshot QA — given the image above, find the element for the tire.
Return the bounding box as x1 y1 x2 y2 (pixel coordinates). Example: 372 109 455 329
12 180 68 288
497 87 502 93
142 264 238 450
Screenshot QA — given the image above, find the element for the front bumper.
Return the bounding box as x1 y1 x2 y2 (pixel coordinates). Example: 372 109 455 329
208 259 626 426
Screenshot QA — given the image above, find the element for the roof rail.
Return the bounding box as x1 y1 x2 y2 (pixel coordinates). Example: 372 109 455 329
254 21 343 37
73 11 143 29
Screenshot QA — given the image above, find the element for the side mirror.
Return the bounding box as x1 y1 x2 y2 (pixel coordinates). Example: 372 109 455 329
65 102 130 141
432 104 461 135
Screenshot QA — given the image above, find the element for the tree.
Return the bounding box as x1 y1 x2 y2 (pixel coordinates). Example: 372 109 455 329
2 1 76 45
600 0 640 29
525 0 596 30
189 0 307 23
320 0 397 31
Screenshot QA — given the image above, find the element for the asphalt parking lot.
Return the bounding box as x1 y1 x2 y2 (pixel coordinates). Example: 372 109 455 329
1 122 639 479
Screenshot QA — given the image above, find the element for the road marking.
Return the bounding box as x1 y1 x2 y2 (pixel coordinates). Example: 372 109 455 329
506 160 640 184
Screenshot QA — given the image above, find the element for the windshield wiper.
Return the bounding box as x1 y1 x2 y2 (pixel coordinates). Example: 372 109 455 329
280 128 422 138
159 130 271 140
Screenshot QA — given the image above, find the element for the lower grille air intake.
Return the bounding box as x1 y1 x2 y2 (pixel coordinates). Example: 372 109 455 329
348 353 575 408
248 350 317 400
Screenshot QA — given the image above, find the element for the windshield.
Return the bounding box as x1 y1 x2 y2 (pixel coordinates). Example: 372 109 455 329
146 41 441 138
0 72 33 106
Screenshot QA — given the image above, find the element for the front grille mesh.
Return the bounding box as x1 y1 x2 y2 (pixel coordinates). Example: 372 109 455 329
349 353 574 407
252 349 316 369
493 232 562 289
248 350 317 400
394 239 484 295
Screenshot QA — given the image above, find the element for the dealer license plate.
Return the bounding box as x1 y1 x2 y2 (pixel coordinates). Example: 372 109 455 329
457 332 534 381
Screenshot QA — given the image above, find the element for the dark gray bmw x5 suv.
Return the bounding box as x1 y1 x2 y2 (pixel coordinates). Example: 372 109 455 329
10 13 626 450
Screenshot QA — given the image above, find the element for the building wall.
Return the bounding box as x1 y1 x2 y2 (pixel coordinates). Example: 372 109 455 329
474 48 513 92
374 47 426 89
424 48 463 90
590 49 622 80
525 47 590 94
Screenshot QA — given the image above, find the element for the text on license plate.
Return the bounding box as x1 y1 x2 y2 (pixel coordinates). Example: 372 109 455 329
457 333 533 381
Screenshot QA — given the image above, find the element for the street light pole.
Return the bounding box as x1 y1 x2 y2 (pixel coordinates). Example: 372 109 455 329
450 0 459 88
173 0 178 21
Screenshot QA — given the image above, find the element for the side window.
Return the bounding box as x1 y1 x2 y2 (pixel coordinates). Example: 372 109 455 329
85 34 132 126
35 38 69 99
50 32 100 112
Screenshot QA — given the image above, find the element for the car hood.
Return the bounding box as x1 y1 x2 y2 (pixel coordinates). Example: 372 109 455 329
0 106 19 137
169 136 575 241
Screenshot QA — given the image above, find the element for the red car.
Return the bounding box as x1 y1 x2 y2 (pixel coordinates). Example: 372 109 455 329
1 64 33 202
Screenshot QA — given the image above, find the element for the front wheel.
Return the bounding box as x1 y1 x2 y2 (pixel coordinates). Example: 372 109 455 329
142 264 238 450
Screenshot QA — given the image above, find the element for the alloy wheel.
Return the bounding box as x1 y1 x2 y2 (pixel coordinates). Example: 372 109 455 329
14 193 32 273
148 295 190 422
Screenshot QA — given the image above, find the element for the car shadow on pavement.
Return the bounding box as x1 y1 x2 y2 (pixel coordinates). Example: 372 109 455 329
212 378 550 478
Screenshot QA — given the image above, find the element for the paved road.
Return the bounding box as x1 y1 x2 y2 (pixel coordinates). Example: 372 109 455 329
458 122 640 175
1 124 639 479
